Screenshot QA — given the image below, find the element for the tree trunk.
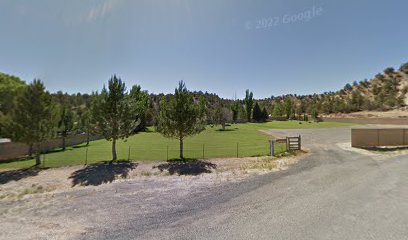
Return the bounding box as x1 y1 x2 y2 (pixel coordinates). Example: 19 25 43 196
35 144 41 166
35 153 41 166
179 138 184 160
112 138 117 161
62 136 66 151
222 122 226 131
86 131 90 146
28 144 33 157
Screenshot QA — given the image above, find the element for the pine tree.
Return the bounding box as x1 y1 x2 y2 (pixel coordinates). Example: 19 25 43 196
244 90 254 122
156 81 205 160
252 102 263 122
261 107 269 122
92 75 144 161
58 106 76 151
10 79 58 165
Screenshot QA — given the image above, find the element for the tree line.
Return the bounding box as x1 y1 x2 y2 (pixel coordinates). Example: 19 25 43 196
1 62 407 163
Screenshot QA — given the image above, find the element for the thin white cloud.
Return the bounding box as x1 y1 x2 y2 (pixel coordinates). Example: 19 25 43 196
84 0 121 22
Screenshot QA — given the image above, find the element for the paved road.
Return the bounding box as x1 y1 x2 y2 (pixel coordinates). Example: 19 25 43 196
85 127 408 240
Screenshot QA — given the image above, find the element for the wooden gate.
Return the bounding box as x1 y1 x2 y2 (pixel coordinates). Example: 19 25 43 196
287 136 301 151
269 135 301 156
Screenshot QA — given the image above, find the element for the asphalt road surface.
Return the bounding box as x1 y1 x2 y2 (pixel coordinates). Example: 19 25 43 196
82 126 408 240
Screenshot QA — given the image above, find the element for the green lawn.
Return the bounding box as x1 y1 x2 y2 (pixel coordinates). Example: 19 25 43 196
0 121 356 170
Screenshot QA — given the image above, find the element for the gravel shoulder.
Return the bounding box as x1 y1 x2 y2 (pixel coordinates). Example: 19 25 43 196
0 152 307 240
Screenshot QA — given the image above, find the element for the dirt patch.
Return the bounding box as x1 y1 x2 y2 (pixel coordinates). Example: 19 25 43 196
323 109 408 119
0 153 308 201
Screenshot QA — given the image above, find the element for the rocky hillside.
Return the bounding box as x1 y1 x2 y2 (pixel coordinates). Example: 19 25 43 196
259 62 408 118
341 64 408 108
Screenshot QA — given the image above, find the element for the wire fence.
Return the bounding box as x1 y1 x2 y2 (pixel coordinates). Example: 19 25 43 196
36 142 287 168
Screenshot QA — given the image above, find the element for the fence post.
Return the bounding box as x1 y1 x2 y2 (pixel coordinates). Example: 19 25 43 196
270 140 275 156
167 145 169 161
43 154 46 168
286 137 289 152
85 147 88 165
202 144 205 159
128 146 131 161
299 135 302 150
236 143 239 158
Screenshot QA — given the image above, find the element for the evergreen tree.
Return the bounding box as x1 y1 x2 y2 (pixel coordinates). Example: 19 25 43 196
92 75 144 161
0 72 26 137
10 79 58 165
156 81 205 160
80 109 93 145
58 106 76 151
261 107 269 122
252 102 263 122
244 89 254 122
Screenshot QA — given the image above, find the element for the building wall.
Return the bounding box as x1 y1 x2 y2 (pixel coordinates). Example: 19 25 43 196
351 128 408 148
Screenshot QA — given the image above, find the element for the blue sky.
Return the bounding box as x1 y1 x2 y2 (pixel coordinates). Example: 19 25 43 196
0 0 407 99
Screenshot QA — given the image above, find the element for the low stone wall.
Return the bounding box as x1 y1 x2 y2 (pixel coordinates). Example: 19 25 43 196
0 134 103 161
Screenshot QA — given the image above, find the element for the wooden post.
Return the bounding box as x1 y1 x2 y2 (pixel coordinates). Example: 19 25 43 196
299 135 301 150
286 137 289 152
270 140 275 156
236 143 239 158
167 145 169 161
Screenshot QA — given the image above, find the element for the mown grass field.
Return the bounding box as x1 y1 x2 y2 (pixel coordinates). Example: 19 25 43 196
0 121 356 170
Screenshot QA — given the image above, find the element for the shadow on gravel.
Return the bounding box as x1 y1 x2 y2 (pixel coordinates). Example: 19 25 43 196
69 161 138 186
154 159 217 176
361 146 408 152
0 167 44 184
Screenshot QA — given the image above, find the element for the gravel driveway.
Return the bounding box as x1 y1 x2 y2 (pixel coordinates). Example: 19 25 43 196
2 126 408 240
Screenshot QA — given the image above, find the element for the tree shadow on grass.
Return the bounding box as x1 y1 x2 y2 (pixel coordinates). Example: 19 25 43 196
154 159 217 176
216 128 236 132
69 161 138 187
0 167 44 185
